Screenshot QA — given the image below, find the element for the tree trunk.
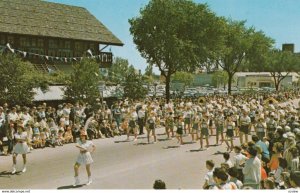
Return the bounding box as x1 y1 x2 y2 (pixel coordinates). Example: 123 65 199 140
275 80 280 91
228 73 233 95
165 74 171 103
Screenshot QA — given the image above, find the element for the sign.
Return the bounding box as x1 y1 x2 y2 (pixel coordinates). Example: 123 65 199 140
98 81 106 92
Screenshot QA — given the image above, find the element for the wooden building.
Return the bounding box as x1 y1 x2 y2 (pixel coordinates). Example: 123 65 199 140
0 0 123 72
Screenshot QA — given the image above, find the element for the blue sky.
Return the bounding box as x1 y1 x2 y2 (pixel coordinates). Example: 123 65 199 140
47 0 300 73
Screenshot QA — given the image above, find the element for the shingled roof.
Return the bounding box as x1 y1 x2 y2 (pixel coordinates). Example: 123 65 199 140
0 0 123 46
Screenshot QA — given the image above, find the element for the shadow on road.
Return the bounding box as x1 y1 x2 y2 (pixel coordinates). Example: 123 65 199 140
135 142 152 145
157 138 171 142
137 136 147 139
114 140 131 143
0 171 22 178
213 151 226 155
57 184 84 189
183 141 196 145
162 145 180 149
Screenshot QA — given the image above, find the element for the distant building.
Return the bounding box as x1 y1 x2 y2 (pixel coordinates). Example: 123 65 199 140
282 43 295 53
235 72 298 89
0 0 123 73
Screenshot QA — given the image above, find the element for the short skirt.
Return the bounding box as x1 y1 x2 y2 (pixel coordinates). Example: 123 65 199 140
176 127 183 135
240 125 250 134
76 152 94 165
184 118 191 124
201 127 209 136
226 129 234 138
216 125 223 133
13 142 29 154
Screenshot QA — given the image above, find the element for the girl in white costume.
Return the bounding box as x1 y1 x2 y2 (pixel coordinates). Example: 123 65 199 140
12 125 29 174
73 131 96 186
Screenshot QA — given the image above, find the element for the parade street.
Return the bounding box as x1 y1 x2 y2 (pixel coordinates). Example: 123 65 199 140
0 98 298 190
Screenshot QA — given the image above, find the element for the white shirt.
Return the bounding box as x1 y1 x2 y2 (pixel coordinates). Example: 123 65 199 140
243 157 261 185
205 168 215 186
234 153 248 169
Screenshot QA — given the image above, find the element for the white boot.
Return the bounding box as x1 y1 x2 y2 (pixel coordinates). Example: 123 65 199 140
22 165 27 173
86 176 92 186
12 165 16 174
73 176 80 186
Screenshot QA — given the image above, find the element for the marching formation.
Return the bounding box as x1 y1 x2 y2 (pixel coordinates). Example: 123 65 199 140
0 90 300 189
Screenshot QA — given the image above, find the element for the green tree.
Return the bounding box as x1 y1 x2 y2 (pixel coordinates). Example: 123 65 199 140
64 59 101 104
107 57 135 84
129 0 224 102
216 20 273 94
123 72 147 100
171 71 194 90
0 54 48 106
258 50 300 91
211 70 228 89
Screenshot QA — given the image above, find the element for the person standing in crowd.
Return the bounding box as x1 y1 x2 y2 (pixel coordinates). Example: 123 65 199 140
73 131 96 186
243 146 261 189
239 109 251 144
137 103 145 135
252 135 270 163
289 171 300 189
215 109 224 146
146 111 156 144
127 108 138 142
175 116 184 146
255 116 267 141
191 111 200 143
202 160 215 189
211 167 237 189
165 111 174 139
199 113 210 150
12 125 29 174
224 115 235 152
268 142 283 172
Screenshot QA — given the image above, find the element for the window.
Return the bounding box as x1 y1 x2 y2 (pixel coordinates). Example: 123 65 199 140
31 38 36 47
20 37 27 47
75 42 83 51
0 34 6 45
65 41 71 49
7 36 14 45
48 49 56 57
37 39 44 48
49 39 58 49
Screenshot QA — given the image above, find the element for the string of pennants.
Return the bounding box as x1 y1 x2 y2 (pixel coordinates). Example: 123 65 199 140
0 43 108 63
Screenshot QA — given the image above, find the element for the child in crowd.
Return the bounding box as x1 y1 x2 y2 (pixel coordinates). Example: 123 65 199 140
203 160 215 189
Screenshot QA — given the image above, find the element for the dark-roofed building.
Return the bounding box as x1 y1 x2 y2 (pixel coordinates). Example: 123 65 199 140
0 0 123 72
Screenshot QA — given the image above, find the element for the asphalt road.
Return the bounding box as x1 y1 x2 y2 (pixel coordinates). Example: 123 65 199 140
0 98 299 190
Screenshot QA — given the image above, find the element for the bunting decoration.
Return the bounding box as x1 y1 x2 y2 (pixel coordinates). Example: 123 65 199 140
0 43 110 63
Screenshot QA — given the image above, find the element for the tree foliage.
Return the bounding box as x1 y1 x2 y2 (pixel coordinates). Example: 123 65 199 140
254 50 300 91
0 54 48 106
123 72 147 100
129 0 224 102
171 71 194 89
107 57 135 84
211 70 228 88
216 20 274 94
64 59 101 104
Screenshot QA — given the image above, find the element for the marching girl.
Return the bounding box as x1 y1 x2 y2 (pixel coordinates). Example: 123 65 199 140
165 111 175 139
146 111 157 144
191 112 200 143
73 131 96 186
175 116 184 145
224 115 235 152
215 109 225 146
199 113 210 150
183 106 193 135
127 108 138 142
12 125 30 174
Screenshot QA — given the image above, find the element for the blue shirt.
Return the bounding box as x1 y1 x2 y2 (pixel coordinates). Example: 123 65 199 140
256 140 270 159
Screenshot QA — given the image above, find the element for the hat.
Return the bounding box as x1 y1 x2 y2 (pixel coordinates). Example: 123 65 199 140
283 132 295 139
284 126 291 132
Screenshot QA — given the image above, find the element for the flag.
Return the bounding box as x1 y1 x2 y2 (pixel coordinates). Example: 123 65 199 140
45 56 49 60
6 43 14 53
87 49 93 56
64 58 67 63
23 51 27 58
